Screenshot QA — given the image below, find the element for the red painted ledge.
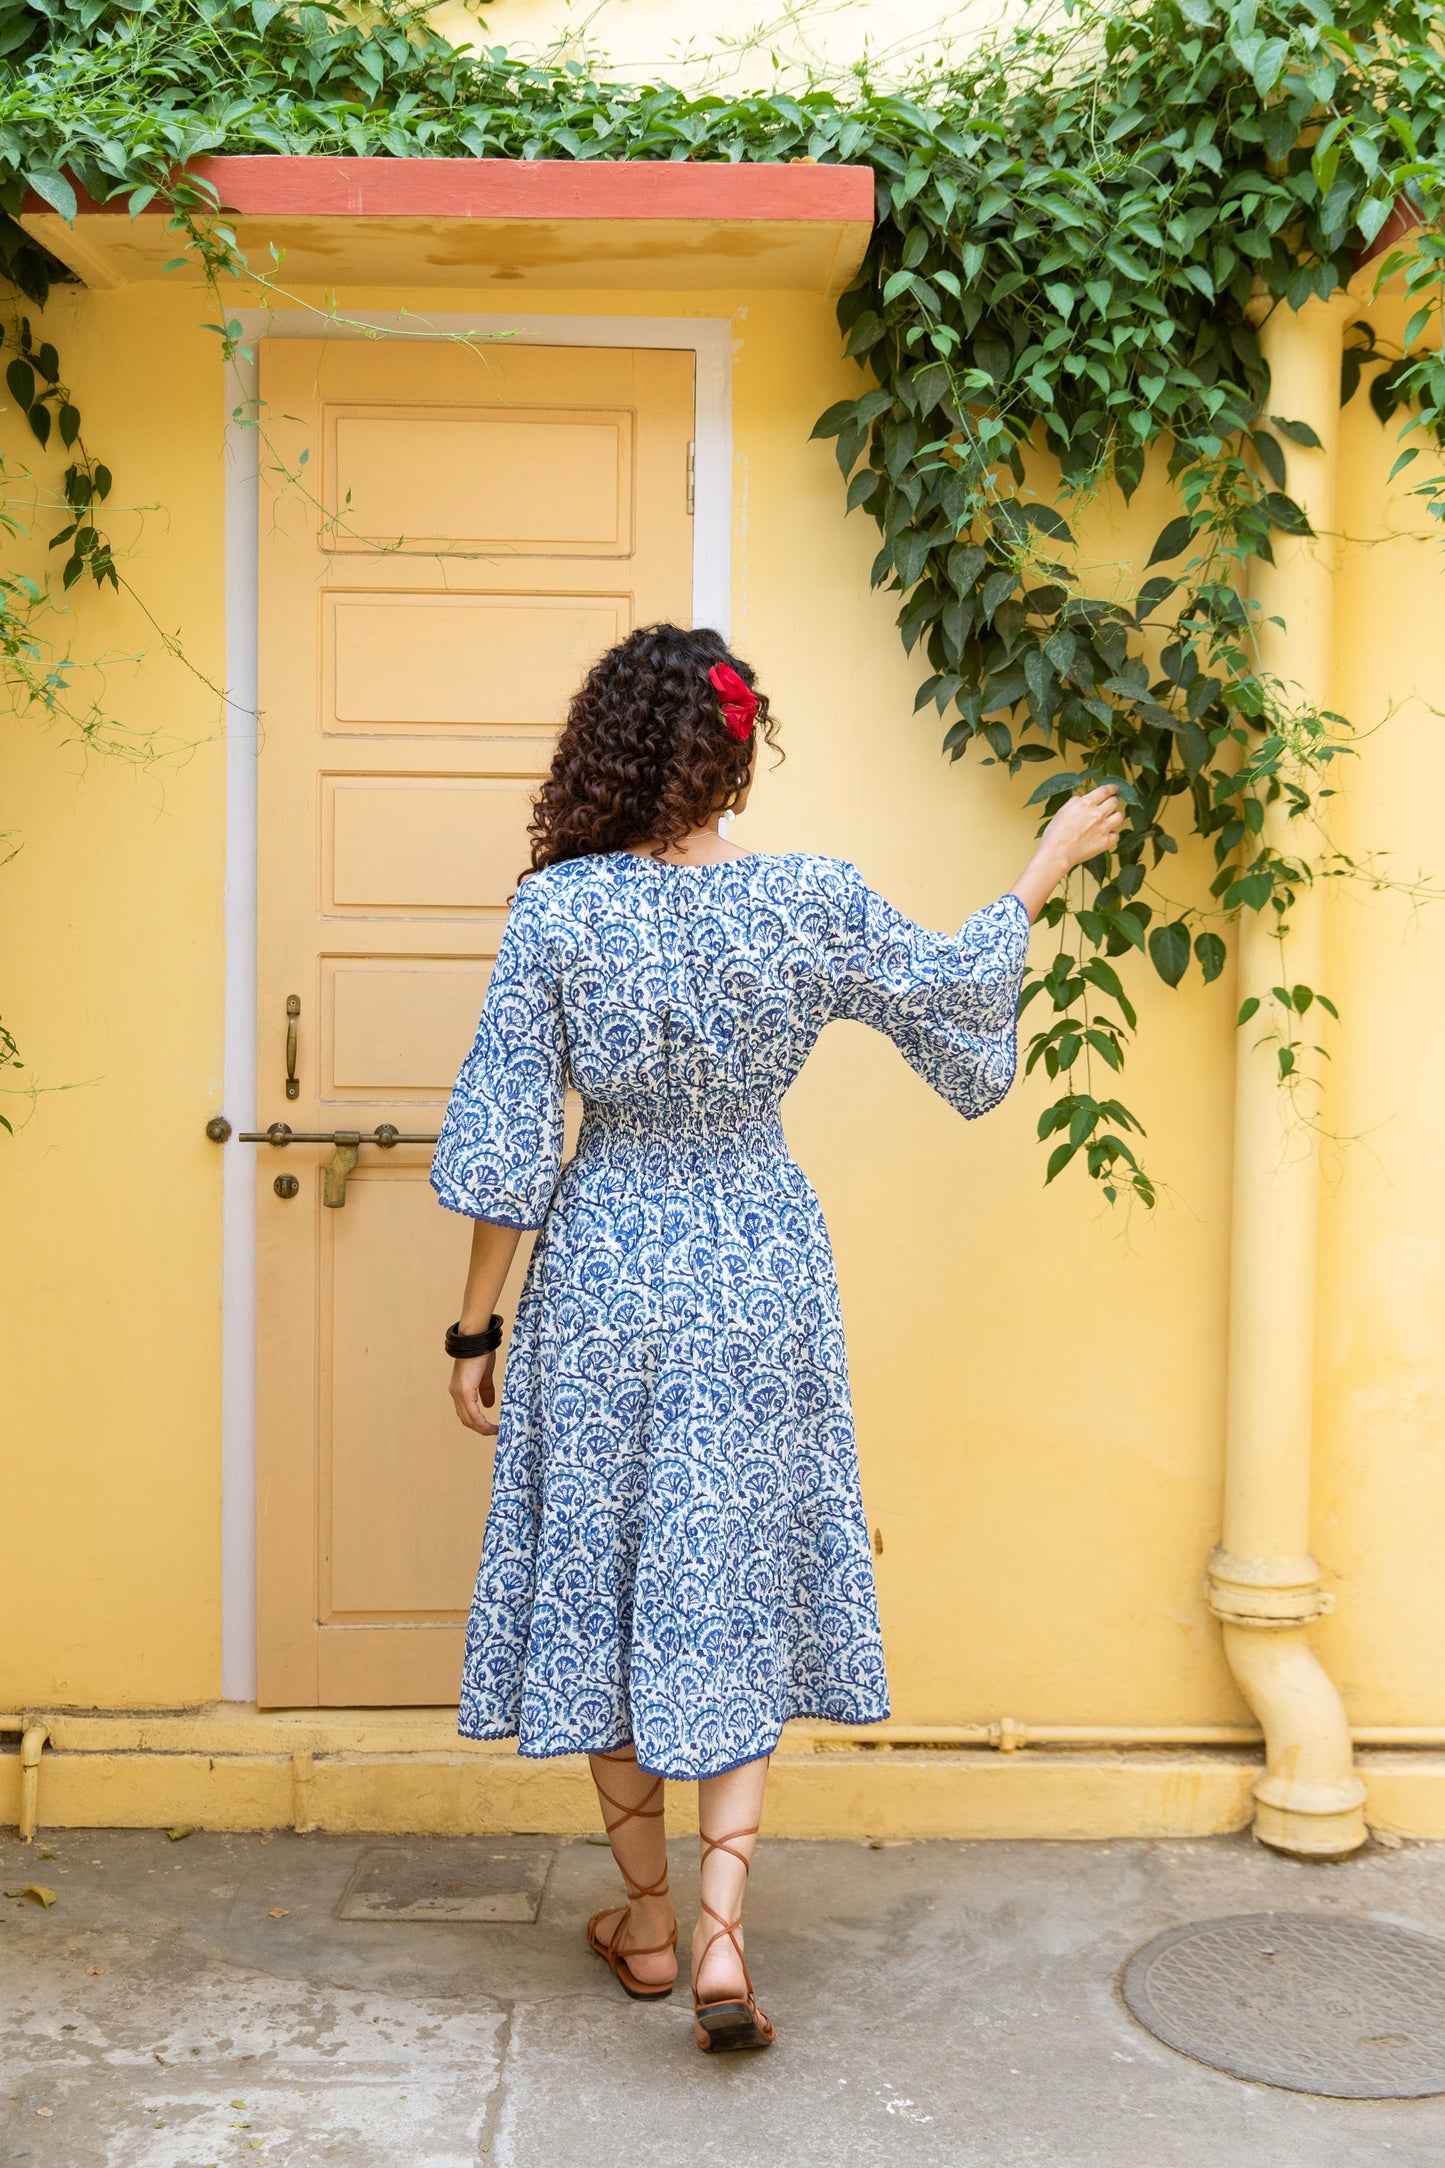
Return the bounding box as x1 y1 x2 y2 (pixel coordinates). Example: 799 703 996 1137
27 155 875 225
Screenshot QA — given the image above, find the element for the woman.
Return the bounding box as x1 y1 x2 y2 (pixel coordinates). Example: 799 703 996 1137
431 623 1122 2053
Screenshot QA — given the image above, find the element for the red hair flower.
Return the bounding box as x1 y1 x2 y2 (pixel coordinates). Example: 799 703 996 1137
709 660 758 742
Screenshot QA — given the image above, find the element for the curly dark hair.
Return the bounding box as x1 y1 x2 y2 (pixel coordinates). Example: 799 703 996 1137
526 624 779 873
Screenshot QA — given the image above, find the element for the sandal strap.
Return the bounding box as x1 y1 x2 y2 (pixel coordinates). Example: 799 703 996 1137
593 1753 669 1901
616 1864 669 1901
692 1822 761 2007
592 1757 665 1832
599 1908 677 1962
698 1822 759 1878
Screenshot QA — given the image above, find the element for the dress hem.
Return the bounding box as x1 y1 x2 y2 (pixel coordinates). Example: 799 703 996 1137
456 1701 892 1781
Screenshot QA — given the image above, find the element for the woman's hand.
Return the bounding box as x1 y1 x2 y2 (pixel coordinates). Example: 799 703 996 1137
445 1218 521 1438
450 1351 498 1437
1010 782 1126 923
1042 782 1126 871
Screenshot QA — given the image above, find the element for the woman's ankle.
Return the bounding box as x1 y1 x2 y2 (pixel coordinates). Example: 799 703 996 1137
691 1921 748 1998
626 1891 675 1928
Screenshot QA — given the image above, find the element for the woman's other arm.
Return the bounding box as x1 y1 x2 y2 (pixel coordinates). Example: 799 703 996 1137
449 1217 522 1437
1009 783 1125 922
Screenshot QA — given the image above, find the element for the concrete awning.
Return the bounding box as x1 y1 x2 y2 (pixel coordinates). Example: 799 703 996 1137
20 155 875 294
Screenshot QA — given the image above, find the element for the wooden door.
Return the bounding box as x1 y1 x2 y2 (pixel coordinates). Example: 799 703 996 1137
254 339 695 1705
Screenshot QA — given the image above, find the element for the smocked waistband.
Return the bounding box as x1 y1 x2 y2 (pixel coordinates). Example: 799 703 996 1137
574 1101 789 1174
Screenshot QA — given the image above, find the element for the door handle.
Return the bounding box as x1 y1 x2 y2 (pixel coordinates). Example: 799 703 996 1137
285 995 300 1101
232 1122 441 1208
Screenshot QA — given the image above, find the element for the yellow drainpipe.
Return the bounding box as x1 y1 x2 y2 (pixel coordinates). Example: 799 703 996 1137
1 1715 50 1842
1204 286 1367 1859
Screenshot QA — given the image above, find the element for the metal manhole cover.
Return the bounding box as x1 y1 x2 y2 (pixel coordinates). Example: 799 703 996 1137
336 1840 554 1922
1121 1912 1445 2098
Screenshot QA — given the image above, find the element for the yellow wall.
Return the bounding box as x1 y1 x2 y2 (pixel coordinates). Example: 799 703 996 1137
2 285 231 1705
1 259 1440 1751
1316 284 1445 1724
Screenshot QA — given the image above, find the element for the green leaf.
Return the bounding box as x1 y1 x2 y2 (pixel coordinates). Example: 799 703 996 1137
1025 504 1073 545
5 358 35 412
1024 646 1053 712
1251 430 1287 488
1194 931 1226 983
1147 516 1194 567
1261 493 1313 537
25 169 77 223
1249 35 1288 94
1147 919 1191 988
946 543 987 594
1237 996 1261 1026
1225 869 1274 910
1134 576 1176 623
1355 192 1395 247
1084 1027 1123 1070
893 528 931 590
1026 770 1082 806
1107 908 1148 954
1045 1141 1078 1184
1043 627 1076 675
57 403 80 448
810 401 857 441
1068 1104 1099 1149
1270 416 1323 449
844 312 886 358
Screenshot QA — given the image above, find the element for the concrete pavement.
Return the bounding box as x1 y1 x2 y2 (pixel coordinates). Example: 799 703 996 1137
4 1823 1445 2165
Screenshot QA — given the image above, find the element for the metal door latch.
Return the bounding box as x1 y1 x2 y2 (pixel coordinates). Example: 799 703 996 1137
322 1133 361 1209
219 1120 441 1208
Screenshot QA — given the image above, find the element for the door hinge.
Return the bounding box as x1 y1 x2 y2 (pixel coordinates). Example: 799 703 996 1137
686 439 695 517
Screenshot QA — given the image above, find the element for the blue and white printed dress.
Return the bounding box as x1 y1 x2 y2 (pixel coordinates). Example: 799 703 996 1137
431 851 1029 1778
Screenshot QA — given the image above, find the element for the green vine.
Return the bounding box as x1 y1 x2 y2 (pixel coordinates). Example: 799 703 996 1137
2 0 1442 1194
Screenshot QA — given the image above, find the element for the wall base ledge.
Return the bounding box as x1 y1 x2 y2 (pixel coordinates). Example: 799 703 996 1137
5 1709 1441 1841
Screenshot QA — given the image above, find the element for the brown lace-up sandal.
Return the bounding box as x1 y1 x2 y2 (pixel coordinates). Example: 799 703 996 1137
585 1763 678 2002
691 1820 776 2052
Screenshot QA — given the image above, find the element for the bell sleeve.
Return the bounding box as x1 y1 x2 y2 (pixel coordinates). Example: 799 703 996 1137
430 882 567 1228
830 864 1030 1119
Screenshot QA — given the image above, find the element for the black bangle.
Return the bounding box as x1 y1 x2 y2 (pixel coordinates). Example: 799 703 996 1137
446 1314 504 1359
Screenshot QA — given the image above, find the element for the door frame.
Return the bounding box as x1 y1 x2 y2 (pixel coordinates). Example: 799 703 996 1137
221 309 734 1703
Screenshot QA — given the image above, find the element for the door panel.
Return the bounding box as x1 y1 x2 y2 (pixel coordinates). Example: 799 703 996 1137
325 776 539 910
327 407 634 553
322 956 501 1099
325 593 629 728
256 338 695 1705
321 1171 489 1616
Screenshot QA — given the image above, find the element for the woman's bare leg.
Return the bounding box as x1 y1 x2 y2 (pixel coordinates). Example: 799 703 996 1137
587 1745 677 1987
692 1754 770 2004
